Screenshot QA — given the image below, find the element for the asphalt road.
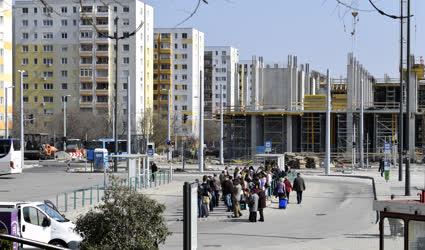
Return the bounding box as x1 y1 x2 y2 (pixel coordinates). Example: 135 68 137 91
161 176 376 250
0 164 105 202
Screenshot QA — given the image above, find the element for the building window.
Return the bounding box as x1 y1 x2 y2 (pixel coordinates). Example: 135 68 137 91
61 7 67 13
182 85 187 90
61 33 68 39
43 32 53 39
174 44 178 49
34 96 38 102
61 46 68 52
97 95 108 102
61 19 68 26
123 44 129 51
22 33 29 39
73 6 77 13
34 83 38 89
123 57 129 64
43 58 53 65
182 54 188 59
43 71 53 77
61 83 68 89
34 8 38 13
23 84 29 89
22 20 28 26
43 96 54 102
123 6 130 12
80 69 92 77
182 44 188 49
43 7 53 14
43 83 53 90
123 19 129 25
182 64 187 70
43 20 53 26
182 75 187 80
33 20 38 26
22 45 29 52
61 70 68 77
23 96 29 103
34 33 38 39
182 105 187 111
182 33 188 39
21 58 29 65
43 45 53 52
73 20 77 26
22 8 28 14
61 58 68 64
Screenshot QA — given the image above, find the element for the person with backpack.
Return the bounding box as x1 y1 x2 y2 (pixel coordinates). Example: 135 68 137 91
200 175 211 218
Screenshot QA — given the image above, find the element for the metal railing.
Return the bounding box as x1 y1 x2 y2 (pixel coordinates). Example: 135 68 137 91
0 234 68 250
55 170 172 213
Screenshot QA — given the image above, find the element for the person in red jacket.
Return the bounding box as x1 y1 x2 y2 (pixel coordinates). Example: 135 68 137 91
283 176 293 203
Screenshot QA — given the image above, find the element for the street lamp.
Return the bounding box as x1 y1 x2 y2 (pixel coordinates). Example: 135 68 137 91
161 88 172 161
17 70 25 170
4 86 13 138
62 95 71 150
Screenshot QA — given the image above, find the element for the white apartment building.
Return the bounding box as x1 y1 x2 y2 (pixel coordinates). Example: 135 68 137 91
14 0 154 137
154 28 204 138
205 46 239 113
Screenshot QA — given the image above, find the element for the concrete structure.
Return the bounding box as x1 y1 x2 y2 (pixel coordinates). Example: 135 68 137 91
204 46 239 114
13 0 154 137
237 57 264 109
224 53 425 161
0 0 13 137
153 28 204 138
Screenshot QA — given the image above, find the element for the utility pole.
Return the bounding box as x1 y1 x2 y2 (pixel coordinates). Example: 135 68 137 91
325 69 331 175
405 0 411 196
360 79 364 168
18 70 25 170
113 17 119 173
398 0 404 182
127 76 131 155
4 86 12 138
199 70 204 173
62 95 71 150
219 83 224 165
167 88 171 161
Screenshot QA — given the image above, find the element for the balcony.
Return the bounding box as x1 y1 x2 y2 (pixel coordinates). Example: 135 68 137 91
95 102 108 108
96 50 108 57
96 63 108 70
158 58 172 64
96 89 109 95
96 76 108 82
155 69 172 75
159 48 171 54
80 102 93 108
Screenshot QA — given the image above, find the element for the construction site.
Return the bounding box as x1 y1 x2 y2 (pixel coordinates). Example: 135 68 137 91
224 53 425 164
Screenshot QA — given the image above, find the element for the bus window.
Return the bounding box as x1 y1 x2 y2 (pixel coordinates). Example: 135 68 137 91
0 140 11 157
13 140 21 150
118 141 127 152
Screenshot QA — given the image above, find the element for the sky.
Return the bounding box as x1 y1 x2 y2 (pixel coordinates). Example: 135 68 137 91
146 0 425 78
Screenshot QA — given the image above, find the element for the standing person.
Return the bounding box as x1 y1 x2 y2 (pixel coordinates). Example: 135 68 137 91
232 179 243 218
293 173 306 204
208 176 216 211
283 176 293 202
150 162 158 182
222 176 234 212
275 178 286 200
378 157 385 177
213 173 221 206
253 185 266 222
248 191 259 222
200 175 211 218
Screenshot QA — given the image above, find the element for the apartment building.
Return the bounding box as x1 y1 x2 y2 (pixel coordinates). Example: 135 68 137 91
0 0 13 137
204 46 239 114
14 0 153 137
153 28 204 138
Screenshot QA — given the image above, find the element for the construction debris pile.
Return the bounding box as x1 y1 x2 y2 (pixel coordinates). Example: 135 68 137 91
285 153 320 169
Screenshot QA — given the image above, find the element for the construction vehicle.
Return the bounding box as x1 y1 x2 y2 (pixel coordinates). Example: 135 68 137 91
24 133 50 160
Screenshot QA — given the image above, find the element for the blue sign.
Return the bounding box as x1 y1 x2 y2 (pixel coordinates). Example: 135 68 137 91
384 143 391 154
147 148 154 157
256 146 266 154
265 140 272 153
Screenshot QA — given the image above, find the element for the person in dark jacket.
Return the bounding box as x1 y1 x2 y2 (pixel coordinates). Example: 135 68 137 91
293 173 306 204
253 185 267 222
378 157 385 177
222 176 234 212
150 162 158 182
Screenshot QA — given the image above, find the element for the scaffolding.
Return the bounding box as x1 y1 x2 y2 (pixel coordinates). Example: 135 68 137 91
301 114 322 152
263 117 285 153
374 114 397 153
225 116 250 159
336 114 347 153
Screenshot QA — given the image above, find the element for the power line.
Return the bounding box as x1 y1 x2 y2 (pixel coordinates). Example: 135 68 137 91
367 0 412 19
175 0 208 27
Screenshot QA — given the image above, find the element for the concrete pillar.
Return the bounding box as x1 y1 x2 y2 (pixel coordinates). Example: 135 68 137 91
346 53 354 154
251 115 257 157
408 70 417 160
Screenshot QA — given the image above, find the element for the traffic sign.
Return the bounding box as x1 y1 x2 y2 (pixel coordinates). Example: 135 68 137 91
265 140 272 153
384 143 391 154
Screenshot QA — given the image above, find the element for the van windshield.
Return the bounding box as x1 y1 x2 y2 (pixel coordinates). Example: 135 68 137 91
37 204 68 222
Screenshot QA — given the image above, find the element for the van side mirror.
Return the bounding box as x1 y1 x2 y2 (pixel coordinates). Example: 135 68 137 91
41 217 51 227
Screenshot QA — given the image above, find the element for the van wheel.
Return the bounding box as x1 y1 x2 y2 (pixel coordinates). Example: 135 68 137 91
49 240 68 248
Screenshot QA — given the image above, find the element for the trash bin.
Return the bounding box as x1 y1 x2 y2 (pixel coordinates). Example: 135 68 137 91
94 148 109 171
86 149 95 162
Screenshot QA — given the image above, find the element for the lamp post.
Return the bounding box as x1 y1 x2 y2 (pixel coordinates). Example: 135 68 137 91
161 88 172 161
62 95 71 150
4 86 13 138
219 83 224 165
18 70 25 170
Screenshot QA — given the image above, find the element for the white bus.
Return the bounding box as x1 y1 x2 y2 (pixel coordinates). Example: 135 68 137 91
0 138 22 175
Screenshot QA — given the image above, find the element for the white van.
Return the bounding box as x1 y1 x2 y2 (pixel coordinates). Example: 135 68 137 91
0 201 82 249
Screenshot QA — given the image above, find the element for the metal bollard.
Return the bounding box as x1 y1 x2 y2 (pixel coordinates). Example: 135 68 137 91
90 187 93 205
64 193 68 212
73 191 77 210
82 189 85 207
